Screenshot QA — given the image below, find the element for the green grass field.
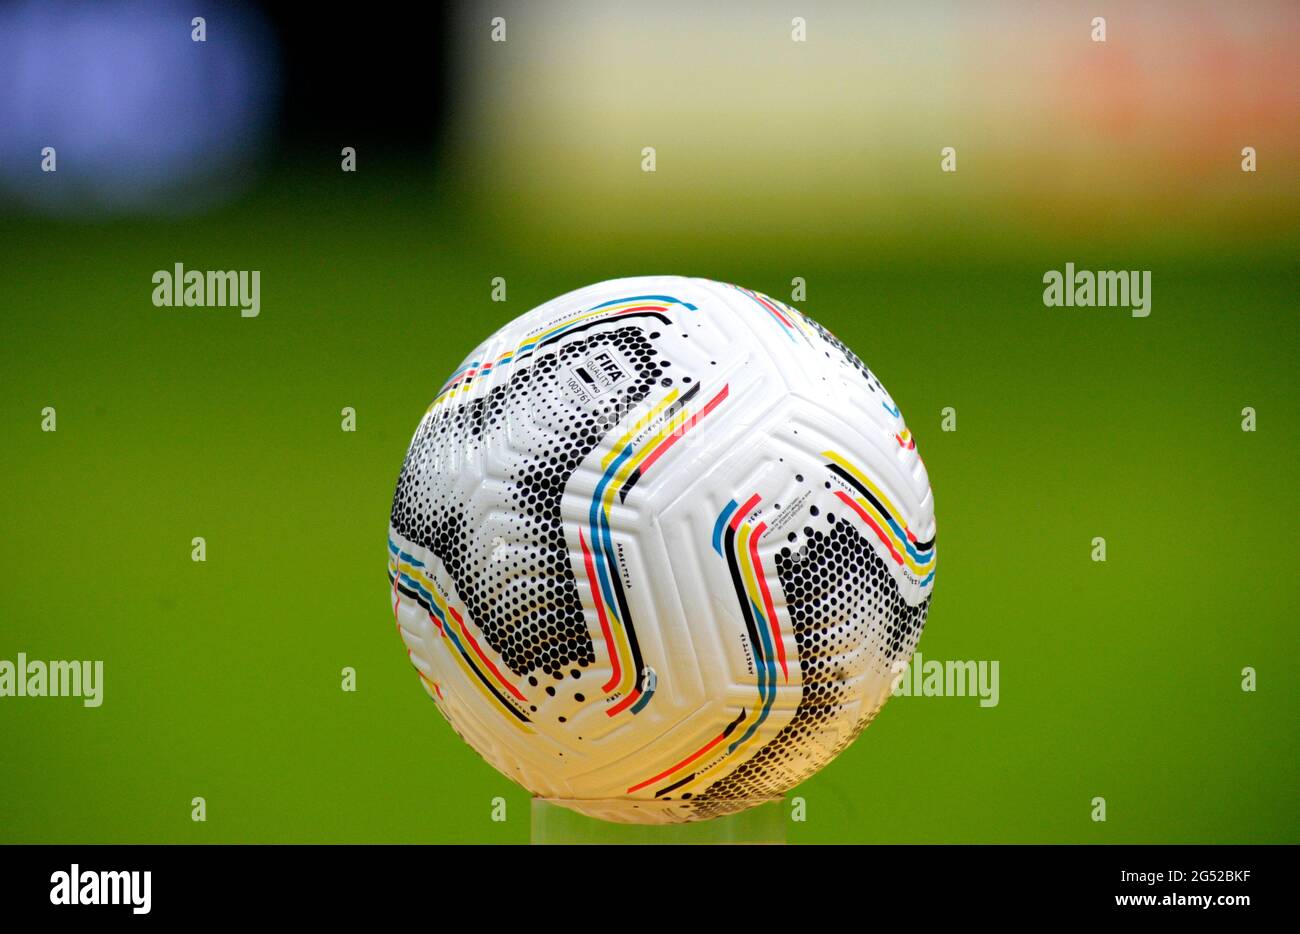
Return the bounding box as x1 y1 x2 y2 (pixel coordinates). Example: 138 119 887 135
1 167 1296 843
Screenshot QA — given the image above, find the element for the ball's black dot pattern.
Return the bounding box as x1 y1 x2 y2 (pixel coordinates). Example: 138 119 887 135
693 514 929 815
798 311 888 396
390 326 661 679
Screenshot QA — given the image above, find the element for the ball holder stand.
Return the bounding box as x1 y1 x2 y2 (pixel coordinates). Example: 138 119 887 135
530 797 788 844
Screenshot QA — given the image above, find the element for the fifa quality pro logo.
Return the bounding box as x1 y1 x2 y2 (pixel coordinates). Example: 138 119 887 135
50 865 151 915
564 345 633 404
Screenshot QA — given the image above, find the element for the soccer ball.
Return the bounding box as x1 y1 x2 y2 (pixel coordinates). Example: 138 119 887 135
387 276 936 823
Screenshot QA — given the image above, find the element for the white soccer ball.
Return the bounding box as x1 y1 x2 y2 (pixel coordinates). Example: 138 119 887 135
388 276 936 823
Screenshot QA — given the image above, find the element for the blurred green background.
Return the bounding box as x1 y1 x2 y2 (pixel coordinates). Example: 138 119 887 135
1 0 1297 842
